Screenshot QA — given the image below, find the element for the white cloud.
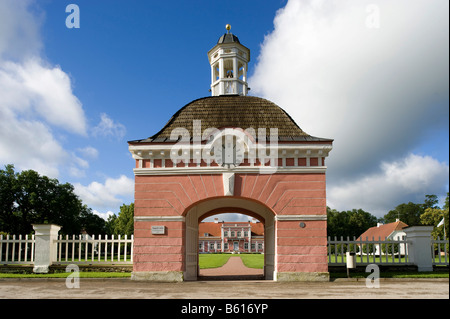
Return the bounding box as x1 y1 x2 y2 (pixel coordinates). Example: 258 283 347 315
251 0 449 179
0 106 67 178
0 0 42 60
0 59 87 135
327 154 449 217
77 146 99 159
74 175 134 210
0 1 89 178
93 210 115 221
92 113 126 140
250 0 449 213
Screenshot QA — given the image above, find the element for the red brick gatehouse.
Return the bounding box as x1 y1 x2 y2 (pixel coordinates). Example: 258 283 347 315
128 26 333 281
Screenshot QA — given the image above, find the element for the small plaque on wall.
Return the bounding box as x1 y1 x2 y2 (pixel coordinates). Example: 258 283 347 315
151 226 166 235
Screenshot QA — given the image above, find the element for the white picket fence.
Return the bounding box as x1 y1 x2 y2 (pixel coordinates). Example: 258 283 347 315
0 234 133 265
432 237 449 266
328 236 410 266
328 236 449 266
54 234 134 264
0 234 35 264
1 232 448 268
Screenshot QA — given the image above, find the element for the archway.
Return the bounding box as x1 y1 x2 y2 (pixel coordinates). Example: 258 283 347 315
183 197 275 281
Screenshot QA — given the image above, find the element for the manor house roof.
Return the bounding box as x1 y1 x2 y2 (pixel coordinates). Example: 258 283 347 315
199 221 264 238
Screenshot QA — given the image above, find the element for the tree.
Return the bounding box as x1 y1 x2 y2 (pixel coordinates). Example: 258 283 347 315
79 206 107 235
327 207 377 238
383 202 423 226
444 192 449 211
420 193 449 240
423 194 439 210
111 203 134 236
105 214 118 235
0 164 105 235
0 165 20 233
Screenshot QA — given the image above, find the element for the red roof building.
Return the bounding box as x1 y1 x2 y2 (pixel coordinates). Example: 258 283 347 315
199 219 264 253
357 220 409 241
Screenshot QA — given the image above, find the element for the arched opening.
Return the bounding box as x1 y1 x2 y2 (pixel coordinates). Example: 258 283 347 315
198 212 265 280
183 197 275 281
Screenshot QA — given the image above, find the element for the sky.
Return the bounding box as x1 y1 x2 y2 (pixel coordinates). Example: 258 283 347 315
0 0 448 222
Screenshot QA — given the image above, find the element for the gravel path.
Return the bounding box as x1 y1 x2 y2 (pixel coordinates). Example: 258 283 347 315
199 256 264 280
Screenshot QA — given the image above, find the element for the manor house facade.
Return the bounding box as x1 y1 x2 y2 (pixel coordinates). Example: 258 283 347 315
199 218 264 253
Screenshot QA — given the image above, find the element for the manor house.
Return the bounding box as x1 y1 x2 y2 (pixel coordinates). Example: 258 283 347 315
199 218 264 253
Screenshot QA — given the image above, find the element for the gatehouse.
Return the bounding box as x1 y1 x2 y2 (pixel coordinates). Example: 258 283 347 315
128 26 333 281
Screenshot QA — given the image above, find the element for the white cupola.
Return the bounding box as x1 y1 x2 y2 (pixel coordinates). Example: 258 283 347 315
208 24 250 96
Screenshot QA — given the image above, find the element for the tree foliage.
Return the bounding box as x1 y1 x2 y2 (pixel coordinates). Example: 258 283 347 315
382 202 424 226
420 193 449 240
327 207 378 238
327 193 449 239
107 203 134 236
0 164 105 235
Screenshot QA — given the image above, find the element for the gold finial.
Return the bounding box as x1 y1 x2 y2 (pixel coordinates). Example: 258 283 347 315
225 24 231 33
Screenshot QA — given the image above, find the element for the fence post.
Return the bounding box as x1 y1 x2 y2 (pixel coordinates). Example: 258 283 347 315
32 224 61 273
403 226 434 272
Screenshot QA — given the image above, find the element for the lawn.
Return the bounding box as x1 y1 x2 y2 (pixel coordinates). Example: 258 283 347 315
328 255 410 264
198 253 232 269
239 254 264 269
199 253 264 269
330 271 448 279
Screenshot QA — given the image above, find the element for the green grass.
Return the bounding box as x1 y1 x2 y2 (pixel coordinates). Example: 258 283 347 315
199 253 232 269
331 271 448 279
239 254 264 269
328 255 410 264
0 272 131 278
198 253 264 269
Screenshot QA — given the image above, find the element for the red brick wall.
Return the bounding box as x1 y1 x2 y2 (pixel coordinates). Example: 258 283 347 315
133 172 327 275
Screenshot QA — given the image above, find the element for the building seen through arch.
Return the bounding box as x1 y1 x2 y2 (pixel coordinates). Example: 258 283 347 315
199 218 264 254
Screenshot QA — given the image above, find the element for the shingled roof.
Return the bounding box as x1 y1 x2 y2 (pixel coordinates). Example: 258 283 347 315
129 95 333 143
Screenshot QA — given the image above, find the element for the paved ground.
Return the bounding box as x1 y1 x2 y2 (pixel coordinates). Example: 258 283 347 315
0 257 448 299
0 278 447 299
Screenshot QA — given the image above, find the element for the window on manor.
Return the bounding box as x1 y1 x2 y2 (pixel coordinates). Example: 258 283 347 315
224 243 228 250
224 231 228 237
237 231 241 237
210 243 215 250
231 231 235 237
204 233 209 237
217 243 221 249
251 243 255 250
258 243 263 250
244 243 249 250
244 231 248 237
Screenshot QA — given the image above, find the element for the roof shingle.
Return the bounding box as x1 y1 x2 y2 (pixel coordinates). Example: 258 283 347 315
129 96 333 144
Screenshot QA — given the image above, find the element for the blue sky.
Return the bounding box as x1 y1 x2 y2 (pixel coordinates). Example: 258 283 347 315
0 0 448 221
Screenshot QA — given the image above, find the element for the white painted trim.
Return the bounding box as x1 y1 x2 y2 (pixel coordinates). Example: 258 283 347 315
275 215 327 221
129 144 332 151
134 216 185 222
133 166 327 176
